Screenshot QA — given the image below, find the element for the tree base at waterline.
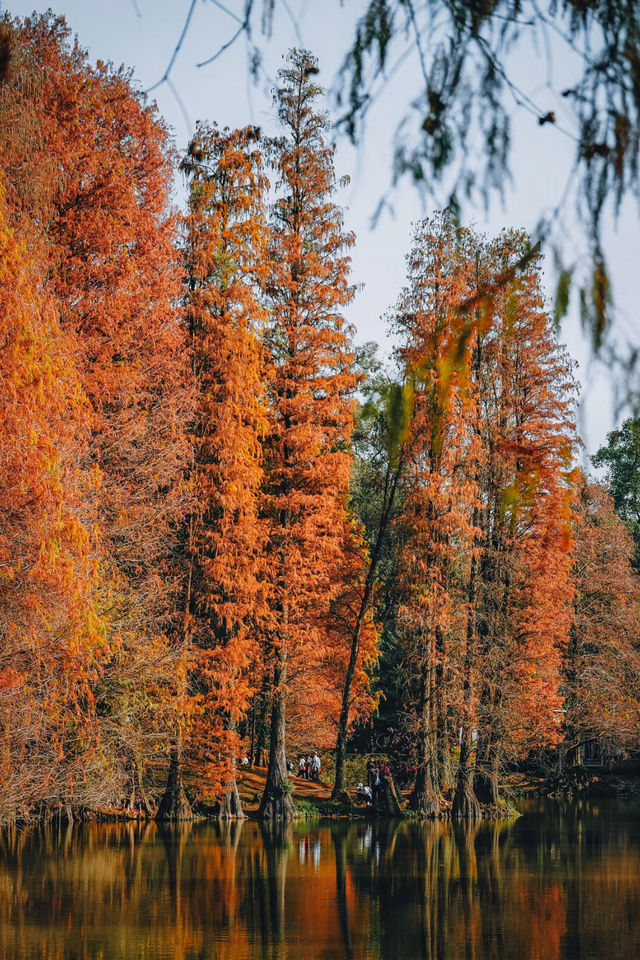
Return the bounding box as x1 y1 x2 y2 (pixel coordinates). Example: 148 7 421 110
214 781 247 820
259 784 298 821
409 779 440 819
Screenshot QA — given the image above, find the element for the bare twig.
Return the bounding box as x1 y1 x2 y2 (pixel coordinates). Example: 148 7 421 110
197 0 255 69
206 0 243 26
405 0 428 88
145 0 199 95
167 76 192 134
281 0 304 46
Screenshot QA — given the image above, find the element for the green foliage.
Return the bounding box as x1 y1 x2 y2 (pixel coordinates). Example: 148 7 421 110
495 797 522 820
590 256 611 351
321 752 370 791
295 796 358 819
592 418 640 569
281 777 294 796
554 268 572 330
294 798 321 820
355 368 413 470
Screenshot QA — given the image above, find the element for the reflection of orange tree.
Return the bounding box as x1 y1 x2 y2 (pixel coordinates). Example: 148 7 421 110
342 819 570 960
182 821 251 960
1 816 640 959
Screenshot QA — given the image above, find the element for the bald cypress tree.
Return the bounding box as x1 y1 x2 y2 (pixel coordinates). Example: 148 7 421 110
259 50 358 820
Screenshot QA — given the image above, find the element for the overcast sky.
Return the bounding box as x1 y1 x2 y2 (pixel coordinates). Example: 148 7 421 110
5 0 639 457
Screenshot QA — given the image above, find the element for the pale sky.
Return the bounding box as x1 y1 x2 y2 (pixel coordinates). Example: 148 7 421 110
5 0 639 457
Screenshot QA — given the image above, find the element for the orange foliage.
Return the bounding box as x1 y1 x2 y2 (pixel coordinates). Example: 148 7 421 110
394 214 480 811
181 124 270 798
394 216 578 807
0 13 191 813
0 11 630 826
0 178 104 815
259 50 360 815
567 479 640 753
473 231 577 766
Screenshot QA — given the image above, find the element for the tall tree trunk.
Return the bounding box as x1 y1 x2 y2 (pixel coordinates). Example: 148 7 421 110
475 529 510 807
331 597 369 801
435 624 449 790
250 671 271 766
453 733 481 819
125 756 154 819
249 698 257 766
158 493 195 824
453 327 483 820
453 535 481 820
410 642 440 817
253 693 270 767
156 742 193 821
475 723 501 805
259 655 297 821
332 459 403 800
332 722 350 803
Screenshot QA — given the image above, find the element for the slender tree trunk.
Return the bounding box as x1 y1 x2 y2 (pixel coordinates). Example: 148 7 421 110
333 723 350 803
488 751 500 805
250 671 271 766
249 699 257 767
475 738 500 805
331 592 368 801
410 642 440 817
475 534 510 807
453 544 481 820
156 742 193 821
435 624 449 790
157 485 195 824
259 655 297 821
453 327 483 821
332 460 403 800
125 757 154 819
254 694 270 767
331 597 370 800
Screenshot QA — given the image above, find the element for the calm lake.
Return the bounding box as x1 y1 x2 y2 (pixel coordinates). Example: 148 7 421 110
0 799 639 960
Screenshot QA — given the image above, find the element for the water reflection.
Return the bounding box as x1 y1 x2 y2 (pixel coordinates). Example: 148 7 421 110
0 799 638 959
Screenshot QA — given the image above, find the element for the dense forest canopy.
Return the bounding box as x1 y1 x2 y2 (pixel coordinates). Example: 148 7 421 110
0 13 638 825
